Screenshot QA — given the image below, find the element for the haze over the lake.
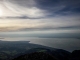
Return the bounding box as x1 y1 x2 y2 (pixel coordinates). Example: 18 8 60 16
0 0 80 52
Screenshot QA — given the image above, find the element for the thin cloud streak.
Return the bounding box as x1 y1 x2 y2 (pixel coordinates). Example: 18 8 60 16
0 16 80 32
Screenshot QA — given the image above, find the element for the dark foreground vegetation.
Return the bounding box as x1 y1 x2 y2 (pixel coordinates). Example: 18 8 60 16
0 41 80 60
13 52 57 60
12 49 80 60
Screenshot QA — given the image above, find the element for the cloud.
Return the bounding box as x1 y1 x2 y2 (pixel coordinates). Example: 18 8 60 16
0 37 4 39
0 15 43 19
0 26 21 32
2 0 80 18
35 0 80 15
0 0 80 32
3 0 47 18
0 16 80 32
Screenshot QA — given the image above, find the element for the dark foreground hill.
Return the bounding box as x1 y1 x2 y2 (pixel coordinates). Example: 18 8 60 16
0 41 55 60
69 50 80 60
12 48 80 60
13 52 58 60
0 41 70 60
24 48 70 60
12 48 70 60
0 41 80 60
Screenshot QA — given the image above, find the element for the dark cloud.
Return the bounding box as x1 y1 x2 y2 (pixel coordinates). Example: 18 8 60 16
0 16 43 19
35 0 80 16
18 25 80 32
5 16 36 19
3 0 80 18
56 26 80 29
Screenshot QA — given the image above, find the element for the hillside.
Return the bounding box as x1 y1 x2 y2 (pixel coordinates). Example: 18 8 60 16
13 52 58 60
13 48 80 60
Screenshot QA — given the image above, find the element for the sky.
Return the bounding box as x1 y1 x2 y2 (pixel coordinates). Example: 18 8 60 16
0 0 80 51
0 0 80 32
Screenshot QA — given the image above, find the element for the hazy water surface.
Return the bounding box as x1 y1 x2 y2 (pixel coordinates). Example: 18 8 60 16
0 31 80 52
1 37 80 52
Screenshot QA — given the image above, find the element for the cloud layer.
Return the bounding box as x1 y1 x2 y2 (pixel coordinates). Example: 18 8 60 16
3 0 80 17
0 16 80 32
4 0 47 18
0 0 80 32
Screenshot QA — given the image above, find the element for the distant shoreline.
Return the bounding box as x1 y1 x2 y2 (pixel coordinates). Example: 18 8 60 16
0 40 30 43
